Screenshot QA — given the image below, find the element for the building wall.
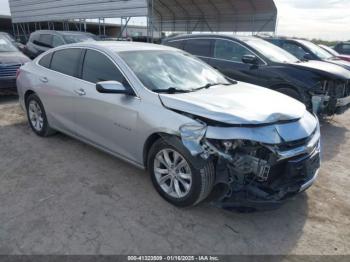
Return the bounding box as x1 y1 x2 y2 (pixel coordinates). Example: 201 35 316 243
9 0 148 23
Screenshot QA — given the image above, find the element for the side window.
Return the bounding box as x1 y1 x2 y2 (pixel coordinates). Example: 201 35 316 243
166 41 184 50
52 35 64 47
82 49 128 85
214 39 254 62
38 34 53 47
38 52 53 68
342 44 350 54
334 44 341 53
50 48 82 77
29 34 39 43
267 39 283 47
183 39 212 57
281 42 307 60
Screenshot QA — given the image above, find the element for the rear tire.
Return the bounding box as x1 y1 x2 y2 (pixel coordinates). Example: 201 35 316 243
26 93 56 137
148 138 215 207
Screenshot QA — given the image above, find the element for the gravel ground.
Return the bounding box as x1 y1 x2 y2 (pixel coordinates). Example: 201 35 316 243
0 96 349 255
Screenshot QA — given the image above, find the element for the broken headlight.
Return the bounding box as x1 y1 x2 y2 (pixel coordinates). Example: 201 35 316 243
179 122 207 156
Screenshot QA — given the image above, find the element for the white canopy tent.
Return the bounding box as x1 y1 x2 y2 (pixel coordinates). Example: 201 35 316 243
151 0 277 33
9 0 277 39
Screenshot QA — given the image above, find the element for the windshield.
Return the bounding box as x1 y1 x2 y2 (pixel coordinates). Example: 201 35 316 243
0 33 15 43
298 40 334 59
62 34 97 44
118 50 230 92
319 44 339 56
0 36 18 52
242 38 300 63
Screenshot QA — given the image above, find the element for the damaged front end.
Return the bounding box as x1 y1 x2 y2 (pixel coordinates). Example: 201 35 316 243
311 80 350 115
179 116 321 210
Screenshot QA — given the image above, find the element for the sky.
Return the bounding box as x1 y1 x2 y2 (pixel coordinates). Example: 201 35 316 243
0 0 349 41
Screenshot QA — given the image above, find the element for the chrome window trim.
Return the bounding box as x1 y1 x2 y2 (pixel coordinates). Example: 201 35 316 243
35 46 140 98
168 37 268 66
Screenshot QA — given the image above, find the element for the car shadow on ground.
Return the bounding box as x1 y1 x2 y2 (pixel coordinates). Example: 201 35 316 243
0 93 18 105
0 118 310 254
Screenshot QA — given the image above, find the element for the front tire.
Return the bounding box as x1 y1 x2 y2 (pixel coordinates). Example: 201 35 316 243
26 93 56 137
148 138 215 207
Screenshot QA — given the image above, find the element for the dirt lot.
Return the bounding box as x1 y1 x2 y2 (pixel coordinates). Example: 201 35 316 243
0 96 349 255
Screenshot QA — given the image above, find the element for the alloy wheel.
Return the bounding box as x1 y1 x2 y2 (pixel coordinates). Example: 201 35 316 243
28 100 44 132
154 149 193 199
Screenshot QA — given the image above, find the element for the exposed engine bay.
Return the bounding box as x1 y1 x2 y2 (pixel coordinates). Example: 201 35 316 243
178 116 321 210
158 85 321 209
311 80 350 115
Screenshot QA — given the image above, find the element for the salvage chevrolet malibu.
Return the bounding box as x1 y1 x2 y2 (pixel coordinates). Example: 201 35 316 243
17 42 321 209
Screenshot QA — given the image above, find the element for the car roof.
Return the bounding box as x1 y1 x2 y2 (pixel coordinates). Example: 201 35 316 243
164 33 257 42
31 30 94 36
59 41 177 53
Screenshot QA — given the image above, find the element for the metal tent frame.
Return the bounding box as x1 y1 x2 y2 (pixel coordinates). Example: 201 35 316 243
9 0 277 42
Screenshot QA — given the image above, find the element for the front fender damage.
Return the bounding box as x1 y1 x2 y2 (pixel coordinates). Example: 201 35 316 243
178 116 321 210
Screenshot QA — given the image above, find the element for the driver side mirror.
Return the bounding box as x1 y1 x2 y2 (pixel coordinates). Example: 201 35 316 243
96 81 135 96
303 53 314 61
242 54 259 65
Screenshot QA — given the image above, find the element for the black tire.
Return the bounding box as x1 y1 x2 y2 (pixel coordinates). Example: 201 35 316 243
26 93 56 137
148 138 215 207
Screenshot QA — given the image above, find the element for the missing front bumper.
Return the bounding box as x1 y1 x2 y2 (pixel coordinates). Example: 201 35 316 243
312 95 350 115
211 149 321 211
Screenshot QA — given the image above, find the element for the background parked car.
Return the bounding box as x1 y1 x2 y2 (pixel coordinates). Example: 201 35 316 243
0 32 26 53
0 34 30 90
17 42 320 208
319 44 350 62
24 30 99 59
262 37 350 71
163 34 350 115
334 42 350 55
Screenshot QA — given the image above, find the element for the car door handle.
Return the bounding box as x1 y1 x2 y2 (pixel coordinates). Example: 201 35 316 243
40 77 48 83
74 88 86 96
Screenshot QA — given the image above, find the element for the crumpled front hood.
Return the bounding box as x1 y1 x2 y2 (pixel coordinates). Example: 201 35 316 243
0 52 30 64
291 60 350 80
159 83 306 125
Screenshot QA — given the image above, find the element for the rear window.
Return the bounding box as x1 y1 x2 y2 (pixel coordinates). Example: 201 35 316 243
183 39 212 57
266 39 283 47
50 49 82 77
38 34 53 47
29 33 39 43
165 41 183 50
343 44 350 51
38 52 53 68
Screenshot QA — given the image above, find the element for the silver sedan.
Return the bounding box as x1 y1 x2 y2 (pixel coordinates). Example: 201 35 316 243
17 42 321 208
